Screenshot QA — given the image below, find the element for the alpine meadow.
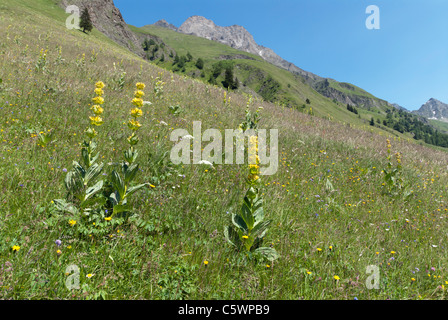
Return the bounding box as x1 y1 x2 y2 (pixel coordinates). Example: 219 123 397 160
2 0 448 301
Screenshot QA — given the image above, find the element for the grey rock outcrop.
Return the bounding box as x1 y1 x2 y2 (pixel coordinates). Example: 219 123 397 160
177 16 322 83
153 19 178 31
391 103 408 112
413 98 448 121
59 0 144 57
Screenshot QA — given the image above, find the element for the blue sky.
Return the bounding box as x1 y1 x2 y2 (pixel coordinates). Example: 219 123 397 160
115 0 448 111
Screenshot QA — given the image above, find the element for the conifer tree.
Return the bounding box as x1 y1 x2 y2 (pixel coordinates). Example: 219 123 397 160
79 8 93 33
223 66 235 89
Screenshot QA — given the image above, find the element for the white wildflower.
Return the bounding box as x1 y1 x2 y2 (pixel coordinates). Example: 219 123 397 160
198 160 214 168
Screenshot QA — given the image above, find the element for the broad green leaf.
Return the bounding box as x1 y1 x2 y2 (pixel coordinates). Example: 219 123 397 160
245 186 257 200
224 226 241 248
64 170 84 194
240 196 255 230
84 180 103 201
124 148 139 163
53 199 79 215
252 236 264 250
124 163 139 184
109 191 119 206
73 161 86 180
231 213 248 232
90 152 100 165
252 197 264 225
113 203 131 215
111 170 126 200
254 247 279 261
251 220 271 240
126 183 149 196
85 162 104 185
79 195 106 210
81 148 90 168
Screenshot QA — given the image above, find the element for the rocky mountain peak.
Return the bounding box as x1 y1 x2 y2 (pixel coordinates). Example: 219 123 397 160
178 16 257 50
413 98 448 121
174 16 322 83
153 19 178 31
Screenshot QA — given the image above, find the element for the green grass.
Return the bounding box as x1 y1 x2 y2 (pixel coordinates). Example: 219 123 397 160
2 0 448 301
328 81 378 100
429 119 448 133
132 23 428 144
137 24 341 109
133 25 264 62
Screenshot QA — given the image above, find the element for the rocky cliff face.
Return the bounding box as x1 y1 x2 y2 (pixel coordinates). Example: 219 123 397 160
58 0 144 57
391 103 408 112
177 16 322 83
413 98 448 121
153 19 178 31
314 79 390 110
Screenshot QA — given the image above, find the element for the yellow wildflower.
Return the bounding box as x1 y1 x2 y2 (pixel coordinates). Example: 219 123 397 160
130 107 143 118
134 90 145 98
85 127 98 139
91 105 104 115
89 116 104 126
95 81 105 89
69 219 77 227
131 98 144 108
105 217 112 221
12 245 20 252
92 96 104 105
136 82 146 90
249 135 258 146
248 174 260 182
248 137 260 165
94 88 104 96
249 164 260 175
128 119 142 131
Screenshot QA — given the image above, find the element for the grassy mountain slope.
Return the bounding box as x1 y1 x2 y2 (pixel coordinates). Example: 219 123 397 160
134 25 264 61
429 119 448 133
134 24 448 150
2 0 448 300
133 25 345 113
133 26 385 118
